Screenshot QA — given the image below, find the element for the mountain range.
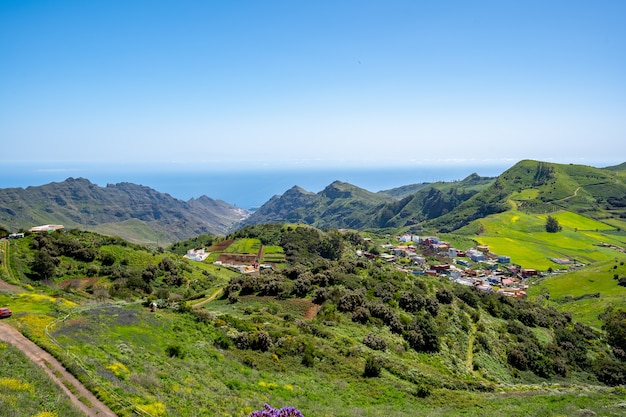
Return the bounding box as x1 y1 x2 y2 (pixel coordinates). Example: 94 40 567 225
0 177 248 244
1 160 625 244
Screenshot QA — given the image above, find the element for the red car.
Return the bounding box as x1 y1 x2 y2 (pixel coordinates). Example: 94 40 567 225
0 307 12 318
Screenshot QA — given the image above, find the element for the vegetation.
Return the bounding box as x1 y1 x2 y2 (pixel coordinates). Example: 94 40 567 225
2 225 626 416
0 343 84 417
2 159 626 416
545 215 562 233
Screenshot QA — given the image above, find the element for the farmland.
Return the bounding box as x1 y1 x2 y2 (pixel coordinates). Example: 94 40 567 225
464 211 626 270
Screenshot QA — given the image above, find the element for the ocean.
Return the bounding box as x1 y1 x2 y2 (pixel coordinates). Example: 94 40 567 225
0 162 511 210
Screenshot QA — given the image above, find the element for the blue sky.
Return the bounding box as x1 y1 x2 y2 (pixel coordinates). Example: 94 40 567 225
1 0 625 170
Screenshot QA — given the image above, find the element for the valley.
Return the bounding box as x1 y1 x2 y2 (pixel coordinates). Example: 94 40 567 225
1 159 626 416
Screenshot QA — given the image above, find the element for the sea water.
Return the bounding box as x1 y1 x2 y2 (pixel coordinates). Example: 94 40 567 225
0 162 511 210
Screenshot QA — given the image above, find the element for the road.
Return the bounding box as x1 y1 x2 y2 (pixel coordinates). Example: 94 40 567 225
1 238 117 416
0 321 118 417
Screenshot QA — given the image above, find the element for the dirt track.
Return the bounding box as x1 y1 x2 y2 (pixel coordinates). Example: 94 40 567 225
0 321 118 417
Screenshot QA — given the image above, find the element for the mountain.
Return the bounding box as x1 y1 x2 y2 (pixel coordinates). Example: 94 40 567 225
370 173 497 229
2 160 624 245
241 181 390 229
427 160 626 232
0 177 248 244
378 173 495 199
243 173 497 230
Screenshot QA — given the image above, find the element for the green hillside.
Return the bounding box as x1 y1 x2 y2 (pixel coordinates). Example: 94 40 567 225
459 210 626 270
425 160 626 232
2 227 626 416
527 259 626 328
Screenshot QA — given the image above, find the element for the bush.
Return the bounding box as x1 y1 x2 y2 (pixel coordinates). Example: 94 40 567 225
399 291 425 313
165 344 185 359
412 383 432 398
436 288 454 304
454 286 479 308
404 314 439 353
250 331 272 352
337 290 364 312
507 348 528 371
249 404 304 417
593 359 626 386
352 306 371 324
363 356 382 377
363 333 387 351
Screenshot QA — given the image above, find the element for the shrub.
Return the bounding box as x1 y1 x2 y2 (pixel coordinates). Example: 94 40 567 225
399 291 426 313
436 288 454 304
363 333 387 351
454 286 479 308
352 306 371 324
593 359 626 386
507 348 528 371
213 331 232 350
363 356 382 377
165 344 185 359
249 404 304 417
412 383 432 398
404 314 439 353
250 331 273 352
337 290 364 312
425 297 440 317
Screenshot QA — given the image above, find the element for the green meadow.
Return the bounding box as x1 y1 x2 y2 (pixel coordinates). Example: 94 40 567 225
464 211 625 269
527 258 626 328
0 343 84 417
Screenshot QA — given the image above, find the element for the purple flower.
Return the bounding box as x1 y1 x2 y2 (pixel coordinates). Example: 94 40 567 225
248 404 304 417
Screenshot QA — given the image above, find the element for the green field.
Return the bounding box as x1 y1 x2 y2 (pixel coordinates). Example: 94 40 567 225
225 238 262 254
527 258 626 328
464 211 626 269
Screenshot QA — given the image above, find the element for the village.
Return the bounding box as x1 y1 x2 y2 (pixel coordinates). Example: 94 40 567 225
180 231 559 299
362 234 543 299
13 224 571 300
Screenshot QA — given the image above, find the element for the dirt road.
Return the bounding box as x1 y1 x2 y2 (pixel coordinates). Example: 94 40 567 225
0 322 118 417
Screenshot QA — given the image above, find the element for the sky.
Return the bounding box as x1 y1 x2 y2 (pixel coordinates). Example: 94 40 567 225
1 0 625 170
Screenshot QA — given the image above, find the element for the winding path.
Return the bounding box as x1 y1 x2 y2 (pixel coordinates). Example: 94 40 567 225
0 322 117 417
192 287 224 309
555 186 581 203
1 238 117 416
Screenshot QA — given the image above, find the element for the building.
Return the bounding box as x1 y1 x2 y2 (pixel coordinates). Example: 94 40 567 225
466 249 486 262
29 224 64 233
498 255 511 263
185 249 209 261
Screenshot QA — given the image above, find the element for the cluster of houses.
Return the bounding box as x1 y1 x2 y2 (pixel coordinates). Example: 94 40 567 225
361 234 534 298
183 248 273 274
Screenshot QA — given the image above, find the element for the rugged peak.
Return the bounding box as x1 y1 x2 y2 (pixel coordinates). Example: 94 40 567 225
284 185 313 195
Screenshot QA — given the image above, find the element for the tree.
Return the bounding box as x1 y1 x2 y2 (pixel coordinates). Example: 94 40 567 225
545 215 562 233
30 250 57 280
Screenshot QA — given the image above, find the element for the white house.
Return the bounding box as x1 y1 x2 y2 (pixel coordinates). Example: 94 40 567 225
185 248 209 261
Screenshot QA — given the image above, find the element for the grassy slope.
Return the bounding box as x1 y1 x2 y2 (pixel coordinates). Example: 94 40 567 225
3 231 626 416
38 299 625 417
459 210 626 270
527 259 626 328
0 343 85 417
